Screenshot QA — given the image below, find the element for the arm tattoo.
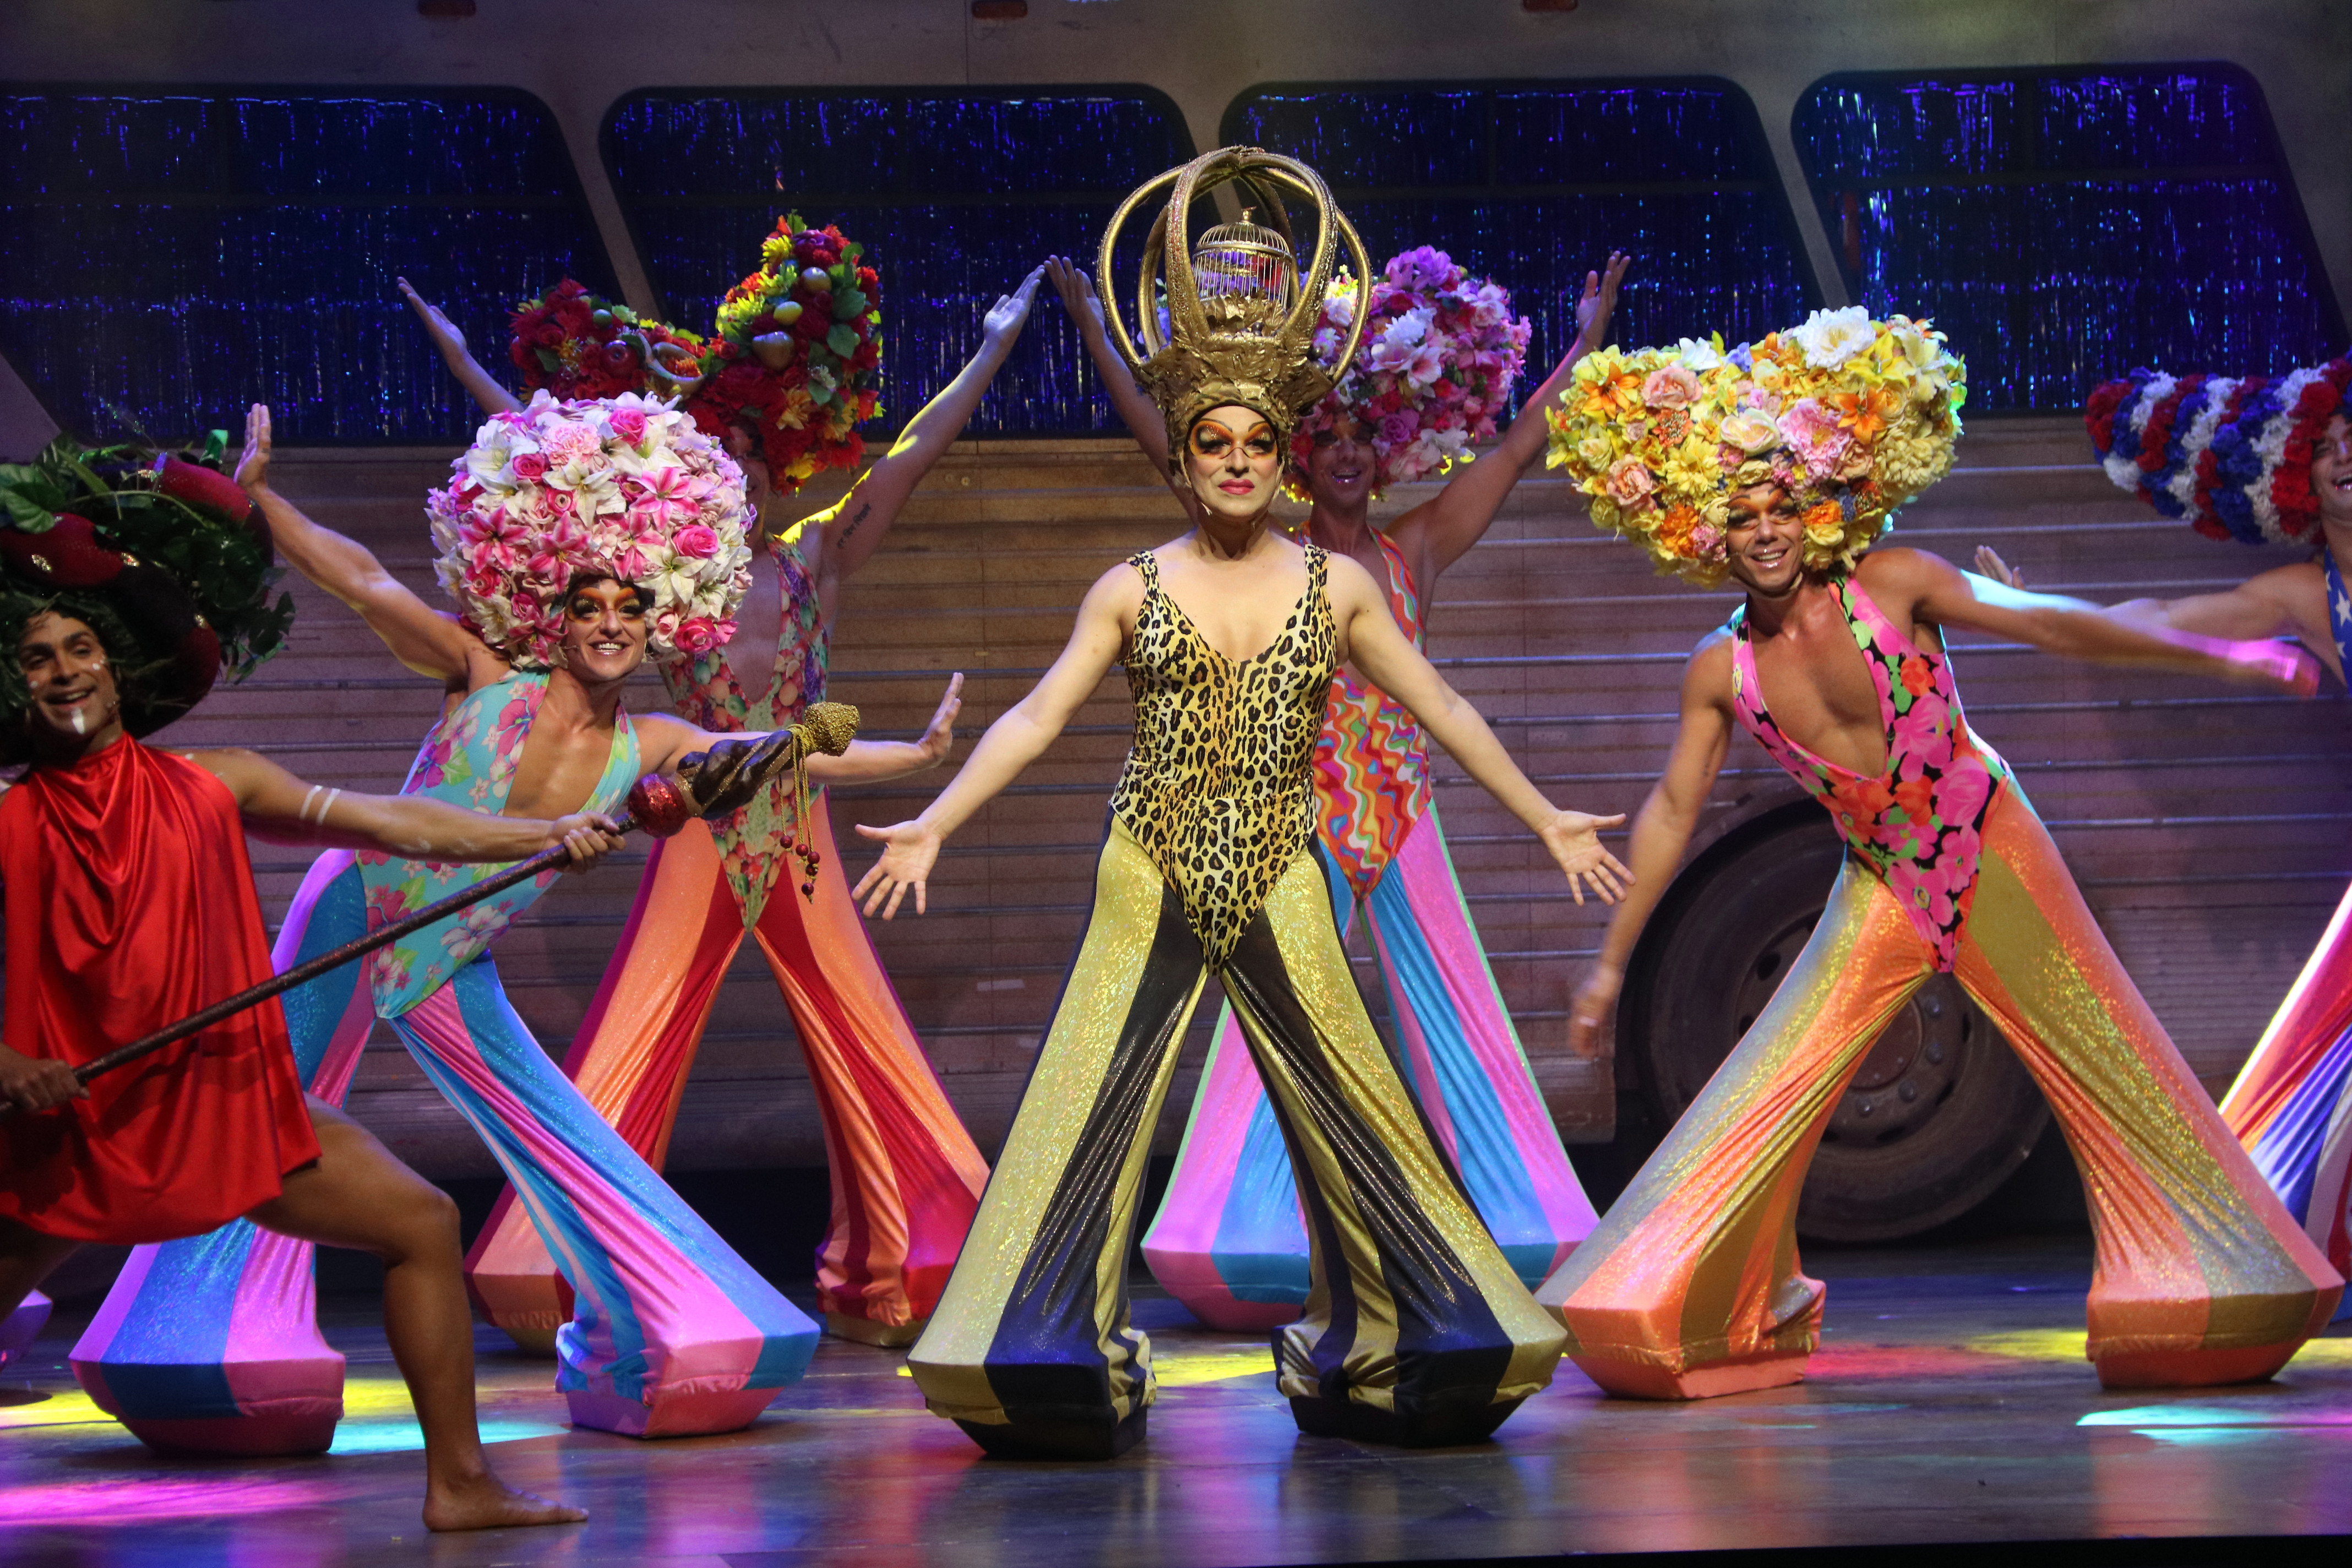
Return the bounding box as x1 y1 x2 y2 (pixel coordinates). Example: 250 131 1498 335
839 501 874 544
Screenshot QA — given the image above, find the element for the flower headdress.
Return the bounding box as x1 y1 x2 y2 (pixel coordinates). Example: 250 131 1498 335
427 393 752 670
510 280 715 405
1098 148 1372 467
2085 361 2352 545
0 432 291 761
1545 308 1967 586
702 213 883 494
1287 247 1532 500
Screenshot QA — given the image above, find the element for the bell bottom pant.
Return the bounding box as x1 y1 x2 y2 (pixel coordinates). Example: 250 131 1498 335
2219 878 2352 1320
466 805 987 1348
73 854 816 1453
1537 791 2342 1400
1144 805 1598 1328
908 820 1565 1460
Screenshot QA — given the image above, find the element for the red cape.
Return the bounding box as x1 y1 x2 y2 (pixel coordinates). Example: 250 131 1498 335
0 739 318 1242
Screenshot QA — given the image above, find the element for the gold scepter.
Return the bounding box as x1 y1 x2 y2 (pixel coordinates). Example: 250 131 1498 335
0 703 860 1118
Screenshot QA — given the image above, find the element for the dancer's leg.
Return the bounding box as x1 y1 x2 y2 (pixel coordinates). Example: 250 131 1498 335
466 825 747 1348
907 823 1208 1460
2219 879 2352 1302
1139 853 1348 1330
389 960 816 1437
1362 805 1598 1283
1221 845 1565 1446
248 1101 583 1532
744 802 989 1344
1952 796 2342 1386
1536 856 1933 1399
71 853 377 1453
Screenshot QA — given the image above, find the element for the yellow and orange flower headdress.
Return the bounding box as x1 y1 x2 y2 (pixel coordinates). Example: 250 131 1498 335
1545 308 1966 586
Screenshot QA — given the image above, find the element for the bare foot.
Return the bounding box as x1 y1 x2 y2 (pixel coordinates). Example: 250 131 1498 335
423 1469 587 1532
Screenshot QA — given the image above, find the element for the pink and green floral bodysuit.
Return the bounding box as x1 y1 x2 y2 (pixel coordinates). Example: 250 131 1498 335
1728 576 2011 972
661 539 828 928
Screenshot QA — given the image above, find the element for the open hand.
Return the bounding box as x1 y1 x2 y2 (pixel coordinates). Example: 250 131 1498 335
0 1043 86 1115
1972 545 2024 589
852 819 944 918
397 276 468 356
1045 255 1107 335
1573 252 1632 351
1538 810 1632 905
1566 962 1623 1059
235 403 274 497
983 266 1046 347
547 812 627 872
914 673 963 767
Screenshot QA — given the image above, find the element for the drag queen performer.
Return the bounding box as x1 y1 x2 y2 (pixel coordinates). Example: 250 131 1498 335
400 237 1039 1346
1542 314 2343 1398
1052 246 1630 1326
78 396 959 1448
0 451 600 1528
853 149 1631 1458
2030 360 2352 1311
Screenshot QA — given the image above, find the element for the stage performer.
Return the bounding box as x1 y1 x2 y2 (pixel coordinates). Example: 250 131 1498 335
1050 246 1631 1327
1540 313 2344 1399
77 395 960 1449
0 452 603 1530
852 149 1631 1459
397 238 1038 1347
1980 359 2352 1315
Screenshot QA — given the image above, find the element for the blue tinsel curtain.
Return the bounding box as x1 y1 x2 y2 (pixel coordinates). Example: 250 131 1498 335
602 91 1194 438
1793 65 2345 413
0 90 617 446
1224 81 1820 411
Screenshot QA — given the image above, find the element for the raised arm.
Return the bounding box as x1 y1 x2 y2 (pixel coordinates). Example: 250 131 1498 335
1565 637 1739 1057
850 564 1136 917
399 276 524 416
235 404 478 683
1401 252 1631 579
1047 255 1174 476
193 748 623 867
1870 547 2320 693
807 267 1045 584
1333 555 1629 904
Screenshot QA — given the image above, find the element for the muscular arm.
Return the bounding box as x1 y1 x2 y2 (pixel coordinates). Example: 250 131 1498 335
1567 638 1739 1055
1047 256 1174 476
1866 548 2320 693
1397 252 1630 580
399 276 524 416
235 404 478 682
813 268 1045 583
1335 555 1629 903
849 565 1136 916
631 673 965 785
190 748 622 864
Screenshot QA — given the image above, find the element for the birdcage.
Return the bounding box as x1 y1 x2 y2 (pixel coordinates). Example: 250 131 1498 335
1192 209 1298 318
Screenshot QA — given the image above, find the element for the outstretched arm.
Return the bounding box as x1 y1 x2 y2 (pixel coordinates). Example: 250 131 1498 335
1402 252 1631 579
1335 557 1630 905
192 748 624 867
811 268 1046 583
1870 548 2319 693
399 277 524 416
235 404 477 682
1565 639 1739 1057
850 564 1136 917
1047 255 1174 476
631 673 965 786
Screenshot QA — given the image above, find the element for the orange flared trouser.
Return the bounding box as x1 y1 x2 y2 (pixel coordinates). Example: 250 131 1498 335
1539 791 2342 1398
467 803 989 1346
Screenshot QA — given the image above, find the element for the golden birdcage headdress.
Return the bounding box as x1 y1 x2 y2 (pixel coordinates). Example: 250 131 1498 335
1097 148 1372 471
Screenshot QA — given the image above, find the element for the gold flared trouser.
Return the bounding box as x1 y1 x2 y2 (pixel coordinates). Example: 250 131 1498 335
1539 791 2342 1399
909 820 1564 1458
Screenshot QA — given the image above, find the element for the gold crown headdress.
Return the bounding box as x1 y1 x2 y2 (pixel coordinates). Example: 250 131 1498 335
1097 147 1373 470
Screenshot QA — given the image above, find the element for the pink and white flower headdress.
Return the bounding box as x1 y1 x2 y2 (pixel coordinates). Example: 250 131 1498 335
427 392 753 669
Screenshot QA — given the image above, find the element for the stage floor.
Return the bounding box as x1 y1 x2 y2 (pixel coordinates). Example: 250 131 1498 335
1 1239 2348 1566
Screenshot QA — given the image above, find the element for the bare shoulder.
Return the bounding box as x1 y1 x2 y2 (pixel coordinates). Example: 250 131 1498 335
1686 625 1738 700
1855 545 1952 595
2245 558 2331 618
630 711 703 772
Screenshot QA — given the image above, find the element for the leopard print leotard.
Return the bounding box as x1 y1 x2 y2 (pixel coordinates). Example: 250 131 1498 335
1109 544 1338 969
